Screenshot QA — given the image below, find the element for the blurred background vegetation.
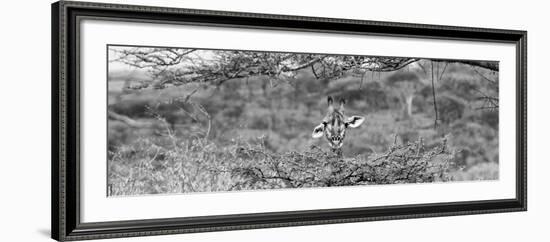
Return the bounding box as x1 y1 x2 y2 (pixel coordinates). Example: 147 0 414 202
107 46 499 196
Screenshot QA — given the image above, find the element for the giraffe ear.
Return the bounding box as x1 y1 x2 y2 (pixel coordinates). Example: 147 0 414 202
312 123 325 138
345 116 365 128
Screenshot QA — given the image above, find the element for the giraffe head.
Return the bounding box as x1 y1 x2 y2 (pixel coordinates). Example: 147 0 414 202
311 96 365 150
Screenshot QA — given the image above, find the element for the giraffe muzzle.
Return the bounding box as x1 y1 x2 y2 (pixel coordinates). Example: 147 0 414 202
329 136 343 148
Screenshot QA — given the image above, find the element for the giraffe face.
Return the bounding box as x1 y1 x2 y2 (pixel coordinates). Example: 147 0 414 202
312 96 365 150
323 110 347 149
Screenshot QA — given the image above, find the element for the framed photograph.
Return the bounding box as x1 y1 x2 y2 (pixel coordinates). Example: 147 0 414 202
52 1 527 241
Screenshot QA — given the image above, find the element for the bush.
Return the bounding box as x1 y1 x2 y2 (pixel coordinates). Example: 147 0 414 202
108 137 236 196
216 136 454 190
436 94 466 124
108 134 455 196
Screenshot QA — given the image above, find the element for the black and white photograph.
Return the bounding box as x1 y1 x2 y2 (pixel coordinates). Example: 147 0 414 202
107 45 499 196
2 0 544 241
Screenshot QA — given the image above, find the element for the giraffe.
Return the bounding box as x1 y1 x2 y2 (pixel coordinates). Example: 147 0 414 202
311 96 365 153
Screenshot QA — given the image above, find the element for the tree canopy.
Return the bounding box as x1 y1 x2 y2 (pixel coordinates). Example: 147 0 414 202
110 47 461 90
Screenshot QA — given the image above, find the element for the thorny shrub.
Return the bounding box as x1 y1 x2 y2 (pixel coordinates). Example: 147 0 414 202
108 132 455 196
218 136 454 190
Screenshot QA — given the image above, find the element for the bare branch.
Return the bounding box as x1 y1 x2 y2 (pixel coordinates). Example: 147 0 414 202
432 59 499 72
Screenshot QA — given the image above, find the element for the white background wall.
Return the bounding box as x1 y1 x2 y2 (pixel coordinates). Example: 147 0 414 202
0 0 547 241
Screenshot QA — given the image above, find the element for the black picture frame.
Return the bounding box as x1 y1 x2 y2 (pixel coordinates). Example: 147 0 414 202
51 1 527 241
